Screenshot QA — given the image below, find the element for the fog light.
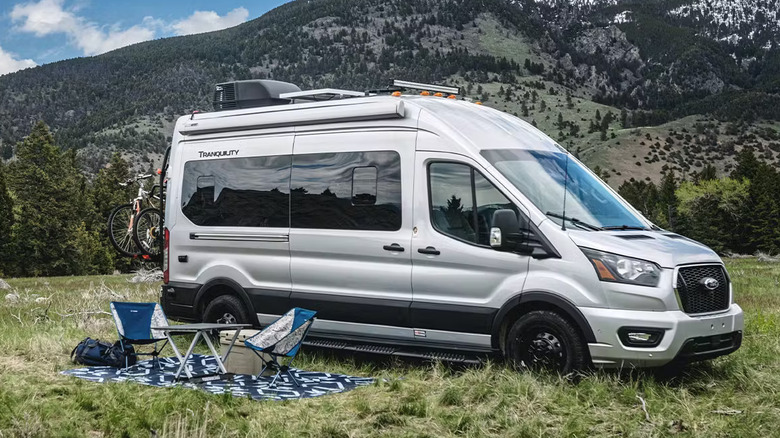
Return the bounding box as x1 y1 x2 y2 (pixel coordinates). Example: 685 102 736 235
618 327 664 348
628 332 655 343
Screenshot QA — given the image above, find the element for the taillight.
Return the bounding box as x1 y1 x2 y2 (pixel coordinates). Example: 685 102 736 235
163 228 170 284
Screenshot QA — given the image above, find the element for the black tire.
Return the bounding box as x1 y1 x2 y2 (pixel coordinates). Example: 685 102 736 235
108 203 141 257
505 310 588 375
148 185 161 210
132 207 163 257
202 295 253 325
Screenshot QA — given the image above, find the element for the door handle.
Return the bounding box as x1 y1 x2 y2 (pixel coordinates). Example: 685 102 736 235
383 243 405 252
418 246 441 256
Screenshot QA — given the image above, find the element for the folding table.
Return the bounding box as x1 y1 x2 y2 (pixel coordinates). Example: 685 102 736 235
151 323 252 380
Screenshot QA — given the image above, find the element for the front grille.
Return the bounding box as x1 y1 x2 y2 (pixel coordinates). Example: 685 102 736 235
676 265 730 314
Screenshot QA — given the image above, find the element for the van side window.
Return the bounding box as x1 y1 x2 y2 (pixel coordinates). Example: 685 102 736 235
181 155 291 227
429 162 517 246
291 151 401 231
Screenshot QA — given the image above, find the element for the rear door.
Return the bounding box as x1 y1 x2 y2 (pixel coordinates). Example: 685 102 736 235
173 134 293 315
287 130 415 340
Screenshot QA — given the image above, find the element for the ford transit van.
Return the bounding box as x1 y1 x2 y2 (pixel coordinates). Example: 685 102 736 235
160 80 743 373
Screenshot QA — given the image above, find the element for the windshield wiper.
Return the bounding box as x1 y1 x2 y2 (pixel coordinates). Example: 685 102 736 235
602 225 649 231
545 212 603 231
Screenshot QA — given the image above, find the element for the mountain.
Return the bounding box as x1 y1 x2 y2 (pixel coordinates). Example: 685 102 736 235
0 0 778 186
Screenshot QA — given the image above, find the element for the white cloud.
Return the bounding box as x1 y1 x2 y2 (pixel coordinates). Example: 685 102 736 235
10 0 157 56
10 0 78 36
0 45 37 75
8 1 250 58
171 7 249 36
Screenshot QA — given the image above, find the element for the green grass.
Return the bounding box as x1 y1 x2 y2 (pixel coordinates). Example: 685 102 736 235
1 259 779 437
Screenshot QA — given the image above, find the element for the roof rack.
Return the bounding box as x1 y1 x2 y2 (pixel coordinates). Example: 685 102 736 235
276 80 460 102
392 80 459 95
279 88 367 101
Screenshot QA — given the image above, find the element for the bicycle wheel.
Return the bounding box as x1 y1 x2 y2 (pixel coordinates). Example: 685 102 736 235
132 207 163 257
108 203 142 257
148 185 161 209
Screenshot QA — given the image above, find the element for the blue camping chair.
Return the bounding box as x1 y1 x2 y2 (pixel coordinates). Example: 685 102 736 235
110 302 170 369
244 308 316 387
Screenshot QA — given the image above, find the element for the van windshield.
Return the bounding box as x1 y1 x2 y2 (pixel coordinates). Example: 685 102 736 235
481 149 648 230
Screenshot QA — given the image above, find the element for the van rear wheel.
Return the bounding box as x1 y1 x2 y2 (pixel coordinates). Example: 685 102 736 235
505 310 587 375
203 295 252 325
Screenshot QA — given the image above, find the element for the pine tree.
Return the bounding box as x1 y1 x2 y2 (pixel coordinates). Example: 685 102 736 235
7 122 111 276
731 147 760 181
0 163 13 275
731 147 762 253
748 163 780 253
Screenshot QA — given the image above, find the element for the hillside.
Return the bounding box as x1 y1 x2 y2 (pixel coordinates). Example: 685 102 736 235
0 0 778 186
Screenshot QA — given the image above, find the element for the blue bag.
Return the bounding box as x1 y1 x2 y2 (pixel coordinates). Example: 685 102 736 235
71 337 136 368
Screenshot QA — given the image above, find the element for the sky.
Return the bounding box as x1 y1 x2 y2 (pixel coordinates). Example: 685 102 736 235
0 0 292 76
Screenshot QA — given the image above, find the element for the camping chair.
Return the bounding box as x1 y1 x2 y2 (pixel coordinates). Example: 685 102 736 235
244 308 317 387
110 301 170 369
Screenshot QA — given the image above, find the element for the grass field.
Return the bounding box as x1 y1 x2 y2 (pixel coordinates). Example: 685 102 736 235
1 259 778 437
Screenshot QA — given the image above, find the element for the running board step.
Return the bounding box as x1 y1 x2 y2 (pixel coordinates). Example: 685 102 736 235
396 350 481 364
303 338 484 364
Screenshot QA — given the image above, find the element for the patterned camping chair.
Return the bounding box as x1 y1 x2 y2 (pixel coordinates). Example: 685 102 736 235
110 302 170 369
244 308 317 387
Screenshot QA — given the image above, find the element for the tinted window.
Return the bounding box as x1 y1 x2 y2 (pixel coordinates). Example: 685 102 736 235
429 162 517 246
474 172 516 245
291 152 401 230
429 163 476 243
181 155 291 227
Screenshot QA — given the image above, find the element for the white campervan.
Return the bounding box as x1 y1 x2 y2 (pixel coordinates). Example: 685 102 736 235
160 80 743 373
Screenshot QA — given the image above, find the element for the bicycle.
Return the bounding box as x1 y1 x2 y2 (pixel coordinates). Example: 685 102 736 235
107 173 163 258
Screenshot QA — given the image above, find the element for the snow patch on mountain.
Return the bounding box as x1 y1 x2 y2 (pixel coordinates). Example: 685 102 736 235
669 0 779 46
612 11 632 24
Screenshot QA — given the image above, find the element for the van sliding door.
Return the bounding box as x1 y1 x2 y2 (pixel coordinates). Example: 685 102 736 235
288 130 415 339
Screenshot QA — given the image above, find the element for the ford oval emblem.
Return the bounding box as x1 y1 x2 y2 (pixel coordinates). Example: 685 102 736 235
702 277 720 291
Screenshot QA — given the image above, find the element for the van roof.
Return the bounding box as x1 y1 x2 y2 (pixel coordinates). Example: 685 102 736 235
177 94 563 154
407 96 562 153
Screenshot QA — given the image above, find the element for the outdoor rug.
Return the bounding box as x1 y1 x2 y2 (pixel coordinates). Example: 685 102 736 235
61 354 375 401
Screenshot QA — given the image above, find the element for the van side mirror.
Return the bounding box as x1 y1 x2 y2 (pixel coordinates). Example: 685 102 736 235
490 209 522 252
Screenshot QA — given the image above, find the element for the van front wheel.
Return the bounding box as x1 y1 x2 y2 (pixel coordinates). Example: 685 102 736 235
505 310 587 375
203 295 252 325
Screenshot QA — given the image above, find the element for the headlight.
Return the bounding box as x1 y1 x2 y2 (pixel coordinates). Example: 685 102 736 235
581 248 661 287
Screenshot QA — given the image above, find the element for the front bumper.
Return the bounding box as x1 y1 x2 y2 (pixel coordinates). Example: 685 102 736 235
581 304 744 368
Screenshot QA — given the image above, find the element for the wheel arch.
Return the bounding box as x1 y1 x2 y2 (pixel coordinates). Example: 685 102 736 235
194 278 257 324
491 291 597 351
